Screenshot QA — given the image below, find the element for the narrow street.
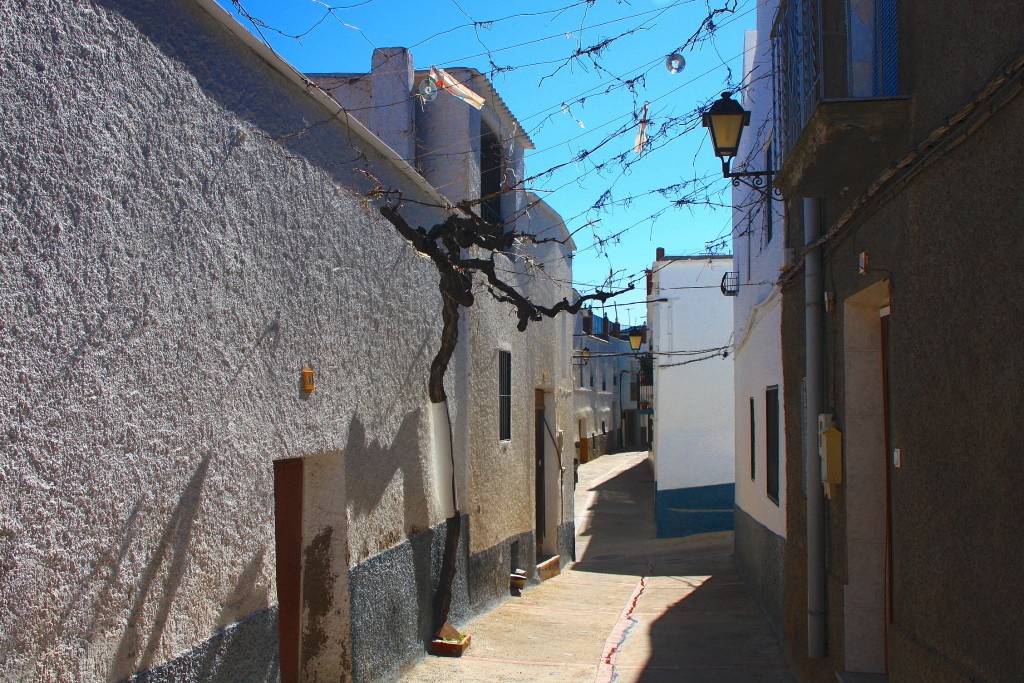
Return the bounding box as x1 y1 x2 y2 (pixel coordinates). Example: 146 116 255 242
400 452 795 682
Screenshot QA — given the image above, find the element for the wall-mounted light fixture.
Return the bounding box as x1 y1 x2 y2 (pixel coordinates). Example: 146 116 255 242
628 330 644 356
574 346 591 371
702 92 781 201
302 366 316 392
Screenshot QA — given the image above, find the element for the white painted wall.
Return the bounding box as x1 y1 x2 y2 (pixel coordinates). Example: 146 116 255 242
648 257 735 493
731 0 787 538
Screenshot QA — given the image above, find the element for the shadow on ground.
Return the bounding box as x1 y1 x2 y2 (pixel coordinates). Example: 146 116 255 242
573 455 793 682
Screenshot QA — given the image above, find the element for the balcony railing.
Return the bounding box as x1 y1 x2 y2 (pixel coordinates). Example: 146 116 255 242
720 271 740 297
770 0 907 196
771 0 823 168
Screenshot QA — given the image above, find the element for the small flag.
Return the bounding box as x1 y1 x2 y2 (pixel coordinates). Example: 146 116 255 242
633 102 650 156
429 66 485 110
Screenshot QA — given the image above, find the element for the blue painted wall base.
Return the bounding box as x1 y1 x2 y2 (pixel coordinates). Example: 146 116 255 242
655 483 735 538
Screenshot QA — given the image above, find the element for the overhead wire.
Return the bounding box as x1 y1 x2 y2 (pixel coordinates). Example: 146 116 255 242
223 0 758 304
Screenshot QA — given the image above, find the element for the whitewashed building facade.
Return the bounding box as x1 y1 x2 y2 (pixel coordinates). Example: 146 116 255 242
647 254 735 537
729 9 788 636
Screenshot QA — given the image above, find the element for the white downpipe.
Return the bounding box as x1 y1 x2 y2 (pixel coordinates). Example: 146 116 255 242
430 401 457 519
804 197 827 658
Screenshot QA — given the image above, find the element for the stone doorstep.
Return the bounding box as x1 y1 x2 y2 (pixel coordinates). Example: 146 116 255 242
536 555 562 582
836 672 890 683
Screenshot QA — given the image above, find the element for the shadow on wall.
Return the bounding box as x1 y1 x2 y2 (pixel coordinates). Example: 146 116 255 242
125 608 280 683
109 451 211 680
109 450 279 683
344 409 430 561
343 409 453 683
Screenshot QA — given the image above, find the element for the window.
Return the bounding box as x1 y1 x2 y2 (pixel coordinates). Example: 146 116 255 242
601 374 606 391
499 351 512 441
749 397 756 480
766 386 780 503
589 372 594 388
601 421 606 434
480 126 503 225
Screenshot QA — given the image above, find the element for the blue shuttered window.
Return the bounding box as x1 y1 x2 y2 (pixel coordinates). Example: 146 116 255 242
873 0 898 96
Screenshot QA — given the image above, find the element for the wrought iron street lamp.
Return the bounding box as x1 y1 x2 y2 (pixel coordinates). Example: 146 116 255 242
702 92 779 199
628 330 643 356
574 345 591 369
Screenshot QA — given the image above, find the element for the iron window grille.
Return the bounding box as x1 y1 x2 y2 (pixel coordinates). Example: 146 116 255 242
499 350 512 441
721 271 740 296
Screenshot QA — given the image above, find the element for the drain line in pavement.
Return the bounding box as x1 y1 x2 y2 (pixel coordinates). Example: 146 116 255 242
594 558 655 683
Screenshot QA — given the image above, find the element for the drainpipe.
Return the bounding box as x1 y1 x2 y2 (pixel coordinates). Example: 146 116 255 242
430 401 457 518
804 197 826 658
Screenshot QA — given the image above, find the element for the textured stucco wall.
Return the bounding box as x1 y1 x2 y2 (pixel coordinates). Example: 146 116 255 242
779 2 1024 680
300 452 352 680
0 1 453 680
0 3 577 682
463 242 574 558
520 207 575 557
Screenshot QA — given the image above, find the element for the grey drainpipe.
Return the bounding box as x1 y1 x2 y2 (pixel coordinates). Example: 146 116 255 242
804 197 827 658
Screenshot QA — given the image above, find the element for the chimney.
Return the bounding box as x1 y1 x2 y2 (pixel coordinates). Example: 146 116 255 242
655 247 665 261
368 48 416 164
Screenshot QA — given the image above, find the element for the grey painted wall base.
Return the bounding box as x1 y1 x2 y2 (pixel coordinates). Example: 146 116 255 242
557 521 576 567
123 518 573 683
654 483 735 538
124 608 280 683
467 529 536 615
733 505 785 638
348 514 471 683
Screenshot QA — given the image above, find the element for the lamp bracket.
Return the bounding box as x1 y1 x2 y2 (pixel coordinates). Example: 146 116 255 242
722 159 783 201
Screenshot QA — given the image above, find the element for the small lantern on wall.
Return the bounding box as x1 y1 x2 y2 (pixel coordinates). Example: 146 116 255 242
302 366 316 392
701 91 778 202
629 330 643 355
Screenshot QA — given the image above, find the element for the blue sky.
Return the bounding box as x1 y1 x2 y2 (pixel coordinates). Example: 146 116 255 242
216 0 754 327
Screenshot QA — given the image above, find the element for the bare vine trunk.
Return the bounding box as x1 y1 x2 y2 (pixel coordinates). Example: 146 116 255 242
378 203 628 637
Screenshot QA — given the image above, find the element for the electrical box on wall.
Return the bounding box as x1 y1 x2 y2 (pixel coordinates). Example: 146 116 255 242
818 414 843 499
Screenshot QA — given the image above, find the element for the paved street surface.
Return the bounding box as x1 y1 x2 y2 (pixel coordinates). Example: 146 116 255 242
399 452 795 682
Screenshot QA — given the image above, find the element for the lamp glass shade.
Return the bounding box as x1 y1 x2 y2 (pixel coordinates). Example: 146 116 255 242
628 332 643 351
702 92 751 159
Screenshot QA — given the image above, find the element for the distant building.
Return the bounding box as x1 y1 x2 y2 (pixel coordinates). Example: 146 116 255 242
617 325 650 452
647 253 735 538
572 308 626 462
